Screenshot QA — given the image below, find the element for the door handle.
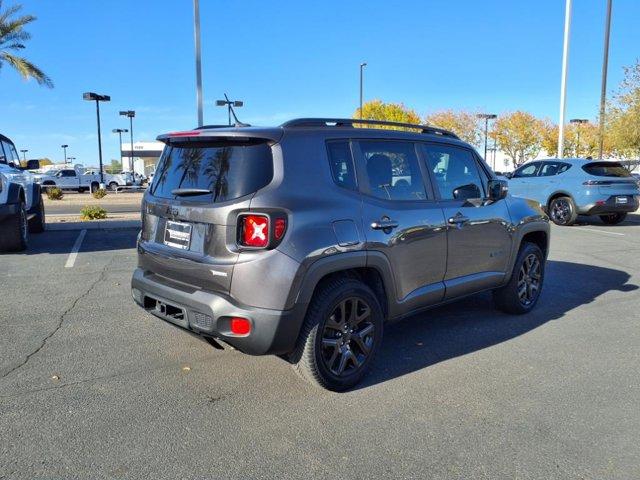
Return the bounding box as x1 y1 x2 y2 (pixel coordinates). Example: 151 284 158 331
371 219 399 230
447 214 470 225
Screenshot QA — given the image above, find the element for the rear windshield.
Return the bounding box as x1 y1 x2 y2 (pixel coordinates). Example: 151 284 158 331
582 162 631 178
151 141 273 202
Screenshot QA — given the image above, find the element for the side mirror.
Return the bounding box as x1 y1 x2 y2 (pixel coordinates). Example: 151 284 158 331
452 183 482 200
488 179 509 201
504 172 513 179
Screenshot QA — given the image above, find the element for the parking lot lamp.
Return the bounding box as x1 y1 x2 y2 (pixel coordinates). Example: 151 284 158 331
61 144 68 164
112 128 128 169
67 156 76 164
598 0 613 160
557 0 573 158
20 149 28 161
477 113 497 161
119 111 135 173
216 95 244 126
83 92 110 184
569 118 588 157
359 62 367 119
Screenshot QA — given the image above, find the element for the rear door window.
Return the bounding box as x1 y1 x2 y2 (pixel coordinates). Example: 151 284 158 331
539 162 571 176
582 162 631 178
152 141 274 202
356 140 428 201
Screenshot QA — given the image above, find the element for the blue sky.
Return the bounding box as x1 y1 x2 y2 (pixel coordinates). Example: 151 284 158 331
1 0 639 165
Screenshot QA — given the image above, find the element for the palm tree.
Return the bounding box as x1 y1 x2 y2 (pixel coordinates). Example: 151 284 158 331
0 1 53 87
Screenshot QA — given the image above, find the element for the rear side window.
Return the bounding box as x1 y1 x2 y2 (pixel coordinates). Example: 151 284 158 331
151 141 273 202
327 141 356 190
582 162 630 178
357 140 427 201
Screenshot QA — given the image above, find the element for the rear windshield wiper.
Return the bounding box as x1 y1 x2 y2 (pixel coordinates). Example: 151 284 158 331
171 188 212 196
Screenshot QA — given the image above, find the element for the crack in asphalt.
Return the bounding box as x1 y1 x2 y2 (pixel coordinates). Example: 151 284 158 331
0 258 113 381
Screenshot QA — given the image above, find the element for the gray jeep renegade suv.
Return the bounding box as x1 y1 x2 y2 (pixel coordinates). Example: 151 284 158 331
131 118 550 391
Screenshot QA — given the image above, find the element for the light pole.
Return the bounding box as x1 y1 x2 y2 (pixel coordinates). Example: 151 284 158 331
557 0 573 158
20 149 28 161
67 156 76 164
477 113 497 163
193 0 203 127
570 118 588 157
61 144 68 164
359 62 367 119
112 128 128 170
83 92 110 185
119 110 135 173
216 95 244 126
598 0 613 159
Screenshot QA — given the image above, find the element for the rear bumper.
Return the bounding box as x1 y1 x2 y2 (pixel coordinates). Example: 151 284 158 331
580 195 639 215
0 202 19 224
131 268 304 355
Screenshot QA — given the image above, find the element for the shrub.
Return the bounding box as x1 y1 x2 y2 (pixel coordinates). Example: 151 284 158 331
92 188 107 199
45 187 64 200
80 205 107 220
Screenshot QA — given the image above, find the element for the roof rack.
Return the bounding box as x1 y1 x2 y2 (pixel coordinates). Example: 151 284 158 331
280 118 460 140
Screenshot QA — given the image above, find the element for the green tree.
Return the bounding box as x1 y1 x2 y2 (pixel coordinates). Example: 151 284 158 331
106 159 122 174
0 1 52 87
424 110 483 146
541 121 604 159
353 100 421 130
490 111 545 167
607 60 640 158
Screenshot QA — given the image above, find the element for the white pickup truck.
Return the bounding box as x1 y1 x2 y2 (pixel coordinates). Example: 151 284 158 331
0 134 45 251
34 166 129 192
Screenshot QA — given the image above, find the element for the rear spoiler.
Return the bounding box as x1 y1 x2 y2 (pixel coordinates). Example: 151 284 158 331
157 127 283 145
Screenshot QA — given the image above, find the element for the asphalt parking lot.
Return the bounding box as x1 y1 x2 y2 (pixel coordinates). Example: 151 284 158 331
1 218 639 479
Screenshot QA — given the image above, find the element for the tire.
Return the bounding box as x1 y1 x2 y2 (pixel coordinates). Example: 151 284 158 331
0 201 28 252
28 192 46 233
291 277 384 391
90 183 99 194
108 182 119 191
599 212 627 225
548 196 577 226
493 242 545 314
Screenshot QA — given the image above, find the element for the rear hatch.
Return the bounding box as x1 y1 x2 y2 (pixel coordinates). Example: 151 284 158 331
140 132 277 294
582 161 639 196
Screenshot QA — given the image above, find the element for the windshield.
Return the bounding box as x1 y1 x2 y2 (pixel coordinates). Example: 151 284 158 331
151 140 273 203
582 162 631 178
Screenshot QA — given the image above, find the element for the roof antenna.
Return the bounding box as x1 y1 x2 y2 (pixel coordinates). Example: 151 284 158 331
224 93 250 127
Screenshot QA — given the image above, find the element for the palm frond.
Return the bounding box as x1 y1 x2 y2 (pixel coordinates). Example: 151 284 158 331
1 52 53 87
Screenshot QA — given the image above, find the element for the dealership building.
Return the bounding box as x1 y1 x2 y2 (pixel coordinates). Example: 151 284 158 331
120 141 164 176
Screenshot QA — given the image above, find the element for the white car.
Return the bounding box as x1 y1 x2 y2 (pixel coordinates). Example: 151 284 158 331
0 134 45 251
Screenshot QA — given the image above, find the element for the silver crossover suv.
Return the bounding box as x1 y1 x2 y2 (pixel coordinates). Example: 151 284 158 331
131 118 550 390
507 158 639 226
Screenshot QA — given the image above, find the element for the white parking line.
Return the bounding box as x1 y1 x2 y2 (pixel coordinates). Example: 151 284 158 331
573 227 625 237
64 229 87 268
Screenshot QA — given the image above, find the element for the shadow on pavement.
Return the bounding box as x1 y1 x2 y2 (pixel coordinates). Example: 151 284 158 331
0 228 139 256
358 260 638 390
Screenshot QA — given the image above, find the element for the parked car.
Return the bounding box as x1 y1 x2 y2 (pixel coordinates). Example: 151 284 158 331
506 158 640 226
0 134 45 251
131 118 550 391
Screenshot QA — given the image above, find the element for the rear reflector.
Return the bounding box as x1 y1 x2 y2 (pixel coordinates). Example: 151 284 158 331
241 215 269 247
230 317 251 335
274 218 286 240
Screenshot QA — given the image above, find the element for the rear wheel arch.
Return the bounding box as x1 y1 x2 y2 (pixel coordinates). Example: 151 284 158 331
295 252 394 321
521 230 548 258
